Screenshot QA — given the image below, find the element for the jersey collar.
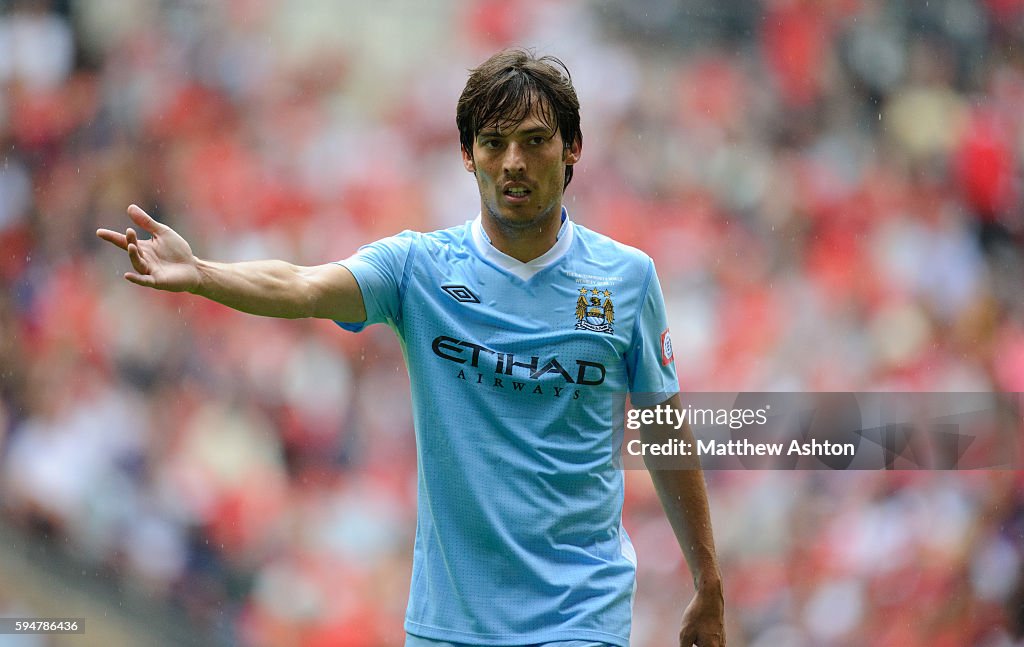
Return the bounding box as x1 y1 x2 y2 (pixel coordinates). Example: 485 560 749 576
470 207 574 281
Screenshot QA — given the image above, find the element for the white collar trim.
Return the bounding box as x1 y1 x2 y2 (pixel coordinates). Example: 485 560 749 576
470 208 574 281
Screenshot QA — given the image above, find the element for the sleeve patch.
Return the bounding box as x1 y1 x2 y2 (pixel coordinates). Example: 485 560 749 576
660 328 674 366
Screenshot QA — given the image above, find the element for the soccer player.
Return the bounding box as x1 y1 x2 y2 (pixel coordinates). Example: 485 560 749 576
98 49 725 647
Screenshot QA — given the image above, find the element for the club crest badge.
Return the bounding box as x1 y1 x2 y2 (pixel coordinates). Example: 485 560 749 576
575 287 615 334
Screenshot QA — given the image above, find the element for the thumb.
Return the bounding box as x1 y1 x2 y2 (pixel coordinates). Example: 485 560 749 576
125 272 157 288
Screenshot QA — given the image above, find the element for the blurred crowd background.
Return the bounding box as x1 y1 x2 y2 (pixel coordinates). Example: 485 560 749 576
1 0 1024 645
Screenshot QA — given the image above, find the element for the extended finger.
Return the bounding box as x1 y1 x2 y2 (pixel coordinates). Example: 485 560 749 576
127 243 150 275
126 227 138 246
96 228 129 250
127 204 164 236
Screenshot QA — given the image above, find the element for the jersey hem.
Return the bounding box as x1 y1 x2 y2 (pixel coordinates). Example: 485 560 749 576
404 621 628 647
629 388 679 408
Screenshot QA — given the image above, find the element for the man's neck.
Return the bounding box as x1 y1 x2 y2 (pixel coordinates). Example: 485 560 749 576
480 205 564 263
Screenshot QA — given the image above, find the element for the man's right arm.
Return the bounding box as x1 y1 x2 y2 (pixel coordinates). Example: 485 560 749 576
97 204 366 323
190 259 365 321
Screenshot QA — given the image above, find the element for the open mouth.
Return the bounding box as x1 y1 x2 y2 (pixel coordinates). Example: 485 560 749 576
503 186 531 200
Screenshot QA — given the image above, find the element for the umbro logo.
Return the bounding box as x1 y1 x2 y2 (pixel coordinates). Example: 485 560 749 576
441 284 480 303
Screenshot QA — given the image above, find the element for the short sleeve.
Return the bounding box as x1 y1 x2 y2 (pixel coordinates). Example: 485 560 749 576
625 260 680 407
333 231 417 332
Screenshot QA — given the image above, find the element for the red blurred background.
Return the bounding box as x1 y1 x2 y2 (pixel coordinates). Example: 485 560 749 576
1 1 1023 645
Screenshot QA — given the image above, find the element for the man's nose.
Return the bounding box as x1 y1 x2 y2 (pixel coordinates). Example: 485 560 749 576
503 143 526 175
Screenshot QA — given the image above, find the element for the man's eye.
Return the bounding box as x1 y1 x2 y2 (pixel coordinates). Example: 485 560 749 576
482 140 501 149
530 136 546 145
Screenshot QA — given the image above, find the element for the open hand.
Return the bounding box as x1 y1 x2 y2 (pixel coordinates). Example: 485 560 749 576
96 205 201 292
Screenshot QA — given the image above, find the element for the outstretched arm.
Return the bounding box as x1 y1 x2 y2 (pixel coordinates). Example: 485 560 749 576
97 205 366 322
640 392 726 647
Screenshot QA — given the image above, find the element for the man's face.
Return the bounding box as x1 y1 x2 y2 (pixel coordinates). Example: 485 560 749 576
462 104 581 232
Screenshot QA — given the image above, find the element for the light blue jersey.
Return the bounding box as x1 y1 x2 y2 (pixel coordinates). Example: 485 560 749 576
336 210 678 646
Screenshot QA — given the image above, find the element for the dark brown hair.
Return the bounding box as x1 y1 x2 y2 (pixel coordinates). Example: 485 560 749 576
457 49 582 188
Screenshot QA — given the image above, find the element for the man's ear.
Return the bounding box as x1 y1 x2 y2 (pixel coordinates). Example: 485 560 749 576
564 136 582 165
462 146 476 173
